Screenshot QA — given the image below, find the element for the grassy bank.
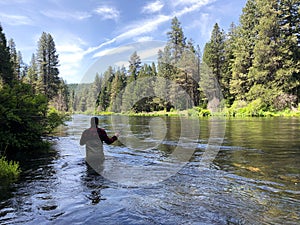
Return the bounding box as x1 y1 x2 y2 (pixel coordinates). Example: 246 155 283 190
222 100 300 117
78 100 300 118
90 106 300 118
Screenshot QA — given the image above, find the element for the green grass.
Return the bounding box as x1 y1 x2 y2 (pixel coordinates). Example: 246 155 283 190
0 156 21 180
80 103 300 118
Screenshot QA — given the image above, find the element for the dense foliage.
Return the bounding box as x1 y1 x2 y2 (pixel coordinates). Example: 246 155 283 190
229 0 300 112
0 24 69 158
73 0 300 115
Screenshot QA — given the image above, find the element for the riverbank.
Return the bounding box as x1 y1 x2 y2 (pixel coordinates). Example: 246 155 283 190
78 105 300 118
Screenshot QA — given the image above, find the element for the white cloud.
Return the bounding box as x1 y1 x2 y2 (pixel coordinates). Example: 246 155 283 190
134 36 154 42
57 43 83 53
0 13 33 26
40 10 91 20
94 6 120 20
142 0 164 14
89 0 212 58
88 15 169 57
139 46 164 60
118 14 170 40
174 0 215 17
54 35 89 83
173 0 209 7
86 38 117 56
199 13 213 39
92 45 134 58
58 49 85 83
186 13 212 39
114 60 129 68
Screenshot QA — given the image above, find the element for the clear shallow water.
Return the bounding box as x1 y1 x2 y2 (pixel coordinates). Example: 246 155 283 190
0 115 299 224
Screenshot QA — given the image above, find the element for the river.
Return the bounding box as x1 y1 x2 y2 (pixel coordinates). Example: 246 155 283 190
0 114 299 224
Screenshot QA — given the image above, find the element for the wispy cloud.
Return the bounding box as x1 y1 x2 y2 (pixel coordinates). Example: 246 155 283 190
199 13 213 39
114 60 129 68
93 45 134 58
186 13 213 40
86 14 169 58
55 0 213 82
0 12 33 26
0 0 29 4
94 6 120 21
139 46 164 60
86 38 117 56
142 0 164 14
174 0 215 17
134 36 154 42
114 44 162 68
118 14 170 40
89 0 212 58
172 0 206 7
55 35 89 83
40 10 91 20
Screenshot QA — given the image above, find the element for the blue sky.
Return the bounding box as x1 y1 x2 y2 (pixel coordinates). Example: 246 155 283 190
0 0 247 83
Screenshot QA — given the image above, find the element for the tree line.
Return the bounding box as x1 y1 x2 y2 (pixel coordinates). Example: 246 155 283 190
71 17 205 114
0 25 68 155
73 0 300 115
205 0 300 113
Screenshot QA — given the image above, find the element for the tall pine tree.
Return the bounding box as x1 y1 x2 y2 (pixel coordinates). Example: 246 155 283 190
36 32 60 101
202 23 226 100
167 17 186 64
230 0 260 101
275 0 300 104
247 0 299 109
0 24 13 86
8 38 19 80
25 54 39 92
128 51 141 82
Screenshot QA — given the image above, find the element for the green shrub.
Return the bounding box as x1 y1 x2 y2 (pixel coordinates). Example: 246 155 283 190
199 109 211 117
187 107 211 117
0 156 21 180
45 107 70 134
187 107 200 117
0 83 48 152
227 100 247 116
243 98 267 116
227 99 269 117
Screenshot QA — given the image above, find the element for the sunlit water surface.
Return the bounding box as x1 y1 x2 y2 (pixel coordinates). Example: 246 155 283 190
0 115 299 224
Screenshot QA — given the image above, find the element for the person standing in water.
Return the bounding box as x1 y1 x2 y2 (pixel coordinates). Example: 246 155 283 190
80 117 119 170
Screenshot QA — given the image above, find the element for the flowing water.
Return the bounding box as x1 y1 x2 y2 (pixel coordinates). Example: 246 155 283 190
0 114 299 224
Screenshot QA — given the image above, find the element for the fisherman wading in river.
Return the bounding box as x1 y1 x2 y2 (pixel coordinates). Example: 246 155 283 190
80 117 119 171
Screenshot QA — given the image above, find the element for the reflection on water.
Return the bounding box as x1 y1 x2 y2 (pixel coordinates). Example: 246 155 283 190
0 115 299 224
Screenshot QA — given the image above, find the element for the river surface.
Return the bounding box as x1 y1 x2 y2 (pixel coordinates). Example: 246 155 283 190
0 114 299 224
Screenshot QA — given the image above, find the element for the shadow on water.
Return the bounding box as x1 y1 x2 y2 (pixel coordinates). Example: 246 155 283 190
0 115 299 224
0 145 59 201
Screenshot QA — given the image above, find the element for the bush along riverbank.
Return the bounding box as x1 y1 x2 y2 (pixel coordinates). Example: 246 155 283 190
0 84 69 181
0 27 69 182
0 156 20 181
222 99 300 117
90 101 300 118
184 101 300 118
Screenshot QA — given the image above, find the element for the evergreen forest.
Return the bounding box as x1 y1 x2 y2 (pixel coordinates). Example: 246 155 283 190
72 0 300 116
